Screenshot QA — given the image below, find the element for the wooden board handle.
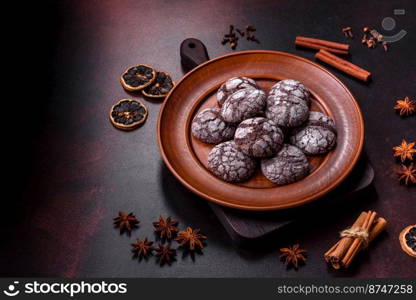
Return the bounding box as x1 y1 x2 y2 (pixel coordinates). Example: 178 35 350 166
180 38 210 71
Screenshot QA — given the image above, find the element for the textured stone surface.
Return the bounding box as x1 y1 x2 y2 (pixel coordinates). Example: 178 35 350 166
220 87 266 123
269 79 311 105
191 108 236 144
234 117 284 158
266 94 310 127
261 144 309 185
208 141 256 183
290 111 337 155
217 77 259 106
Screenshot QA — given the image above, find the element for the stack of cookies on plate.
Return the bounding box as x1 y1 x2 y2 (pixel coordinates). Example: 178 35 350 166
191 77 337 186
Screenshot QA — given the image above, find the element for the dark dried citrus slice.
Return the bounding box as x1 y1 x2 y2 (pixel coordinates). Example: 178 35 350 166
400 225 416 258
142 71 174 98
120 64 156 92
109 99 148 131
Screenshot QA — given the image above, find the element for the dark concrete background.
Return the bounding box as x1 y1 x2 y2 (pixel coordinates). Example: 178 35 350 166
1 0 415 277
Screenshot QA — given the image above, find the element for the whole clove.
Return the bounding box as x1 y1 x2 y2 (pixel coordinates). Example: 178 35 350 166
342 27 353 38
236 28 245 36
221 24 260 50
382 41 388 52
366 38 376 48
246 25 256 32
370 29 383 42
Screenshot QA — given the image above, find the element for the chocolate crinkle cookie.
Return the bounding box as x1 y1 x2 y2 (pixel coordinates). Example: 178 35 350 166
191 108 236 144
269 79 311 105
208 141 256 183
289 111 337 155
261 144 309 185
234 117 284 158
266 94 310 127
217 77 259 106
220 88 266 123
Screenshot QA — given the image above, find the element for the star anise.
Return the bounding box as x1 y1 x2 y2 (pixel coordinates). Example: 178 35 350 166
154 243 177 265
152 216 179 239
393 139 416 162
113 211 139 235
394 96 416 116
131 238 154 260
398 163 416 185
279 244 307 269
176 227 207 251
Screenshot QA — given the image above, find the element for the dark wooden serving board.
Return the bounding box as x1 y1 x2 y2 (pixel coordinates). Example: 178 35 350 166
208 156 374 244
180 38 374 243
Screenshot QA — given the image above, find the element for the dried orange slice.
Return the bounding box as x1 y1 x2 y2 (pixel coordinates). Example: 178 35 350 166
142 71 174 99
109 99 148 131
399 225 416 258
120 64 156 92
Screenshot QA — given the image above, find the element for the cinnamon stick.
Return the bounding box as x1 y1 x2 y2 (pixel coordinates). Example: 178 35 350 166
342 211 377 267
324 211 387 269
295 40 349 55
295 36 350 55
324 211 367 269
315 49 371 82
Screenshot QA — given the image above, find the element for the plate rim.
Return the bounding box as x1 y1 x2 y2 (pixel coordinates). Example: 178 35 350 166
157 50 364 211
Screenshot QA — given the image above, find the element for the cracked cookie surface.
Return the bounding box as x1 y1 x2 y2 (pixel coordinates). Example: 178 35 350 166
208 141 256 183
261 144 309 185
289 111 337 155
269 79 311 105
220 87 266 123
217 77 259 106
191 108 236 144
266 94 310 127
234 117 284 158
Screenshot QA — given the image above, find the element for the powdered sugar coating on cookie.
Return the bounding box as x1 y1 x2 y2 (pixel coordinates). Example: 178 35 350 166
217 77 259 106
220 88 266 123
191 108 236 144
208 141 256 183
289 111 337 155
266 94 310 127
269 79 311 105
234 117 284 158
261 144 309 185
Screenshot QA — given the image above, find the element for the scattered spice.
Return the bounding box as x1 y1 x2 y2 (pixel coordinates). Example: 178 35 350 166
131 238 154 260
246 25 256 32
113 211 139 234
382 41 388 52
176 227 207 251
153 216 179 240
394 96 416 116
398 163 416 185
370 29 383 42
342 27 353 38
221 24 259 49
361 34 368 44
366 38 376 49
154 244 177 265
324 211 387 269
279 244 307 269
393 139 416 162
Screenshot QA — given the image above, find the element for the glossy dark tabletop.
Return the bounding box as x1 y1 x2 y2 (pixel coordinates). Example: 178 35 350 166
2 0 415 277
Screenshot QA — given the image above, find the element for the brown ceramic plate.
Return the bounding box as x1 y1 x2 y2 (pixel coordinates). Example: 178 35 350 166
157 50 364 211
